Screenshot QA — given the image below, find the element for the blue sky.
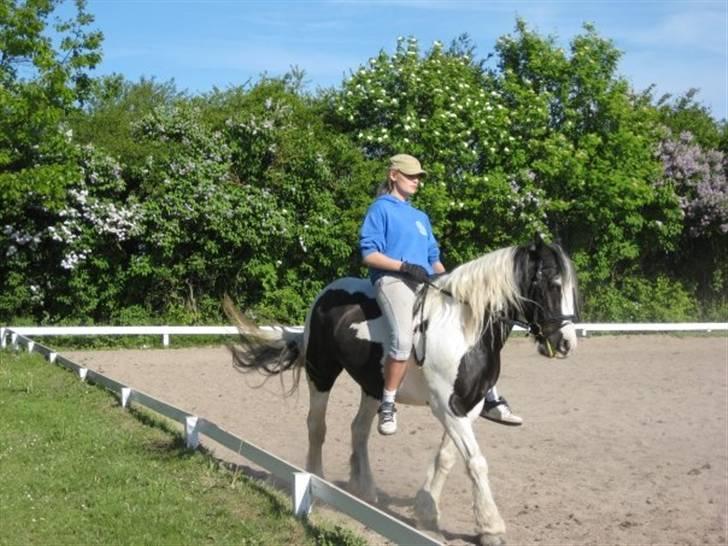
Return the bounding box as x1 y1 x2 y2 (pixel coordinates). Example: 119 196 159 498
67 0 727 120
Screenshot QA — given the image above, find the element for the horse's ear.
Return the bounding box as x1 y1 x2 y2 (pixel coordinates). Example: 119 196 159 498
531 231 545 252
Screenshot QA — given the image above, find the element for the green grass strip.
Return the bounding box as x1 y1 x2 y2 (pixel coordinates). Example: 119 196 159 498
0 351 366 546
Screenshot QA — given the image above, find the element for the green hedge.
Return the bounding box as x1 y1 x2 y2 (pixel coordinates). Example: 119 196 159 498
1 4 725 325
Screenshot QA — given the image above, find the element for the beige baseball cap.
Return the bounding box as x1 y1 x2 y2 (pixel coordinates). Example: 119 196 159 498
389 153 426 176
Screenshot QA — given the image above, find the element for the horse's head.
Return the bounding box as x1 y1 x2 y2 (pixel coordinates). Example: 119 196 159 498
518 234 580 358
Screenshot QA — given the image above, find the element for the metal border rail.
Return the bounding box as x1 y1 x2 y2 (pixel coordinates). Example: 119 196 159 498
1 329 441 546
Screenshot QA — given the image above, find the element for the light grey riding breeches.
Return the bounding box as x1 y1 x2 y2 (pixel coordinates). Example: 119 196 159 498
374 274 418 360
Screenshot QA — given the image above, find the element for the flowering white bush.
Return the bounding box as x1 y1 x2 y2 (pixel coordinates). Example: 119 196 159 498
47 148 141 270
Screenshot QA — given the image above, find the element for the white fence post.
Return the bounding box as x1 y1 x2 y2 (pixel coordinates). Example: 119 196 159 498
121 387 132 408
293 472 313 518
78 368 88 381
185 416 199 449
162 331 170 348
11 332 18 350
49 352 57 363
27 340 34 353
0 327 6 349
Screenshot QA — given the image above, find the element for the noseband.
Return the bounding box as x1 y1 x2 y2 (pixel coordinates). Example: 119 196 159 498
502 314 575 357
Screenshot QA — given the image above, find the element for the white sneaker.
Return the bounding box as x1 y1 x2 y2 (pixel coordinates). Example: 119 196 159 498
377 402 397 435
481 397 523 426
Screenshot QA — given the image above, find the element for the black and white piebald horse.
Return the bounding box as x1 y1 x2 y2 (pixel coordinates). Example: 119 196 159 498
226 236 579 546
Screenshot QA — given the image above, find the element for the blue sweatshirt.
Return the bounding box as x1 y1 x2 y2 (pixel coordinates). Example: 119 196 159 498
360 195 441 283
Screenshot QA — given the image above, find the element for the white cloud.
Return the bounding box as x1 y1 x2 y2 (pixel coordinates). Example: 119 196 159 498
103 45 153 61
621 49 727 119
613 6 725 57
132 39 362 89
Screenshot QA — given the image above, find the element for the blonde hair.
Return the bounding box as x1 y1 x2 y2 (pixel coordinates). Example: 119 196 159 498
376 168 396 196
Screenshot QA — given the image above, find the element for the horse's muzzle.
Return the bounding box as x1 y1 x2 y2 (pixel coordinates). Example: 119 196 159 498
557 337 572 355
538 324 577 358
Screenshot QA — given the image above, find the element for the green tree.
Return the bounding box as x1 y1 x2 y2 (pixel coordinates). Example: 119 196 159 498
332 23 685 315
115 79 375 324
332 35 542 265
495 21 683 296
3 3 721 325
655 132 727 319
0 0 101 173
123 102 289 320
69 75 184 173
651 89 727 319
37 145 141 322
202 78 377 320
655 89 724 150
0 0 103 322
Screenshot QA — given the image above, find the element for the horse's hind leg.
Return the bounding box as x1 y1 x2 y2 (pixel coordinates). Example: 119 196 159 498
414 431 458 530
348 390 379 503
305 378 330 478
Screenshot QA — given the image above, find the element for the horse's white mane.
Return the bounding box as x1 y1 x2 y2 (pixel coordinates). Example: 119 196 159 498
434 247 523 342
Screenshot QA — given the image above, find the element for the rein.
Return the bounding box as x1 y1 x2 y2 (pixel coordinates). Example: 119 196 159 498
413 283 431 366
413 279 575 363
422 278 458 300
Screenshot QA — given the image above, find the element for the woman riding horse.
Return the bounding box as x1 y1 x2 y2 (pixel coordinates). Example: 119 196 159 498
225 159 580 545
360 153 522 435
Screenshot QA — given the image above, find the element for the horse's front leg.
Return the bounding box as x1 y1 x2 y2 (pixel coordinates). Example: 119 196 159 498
431 398 506 546
347 390 379 503
414 431 458 530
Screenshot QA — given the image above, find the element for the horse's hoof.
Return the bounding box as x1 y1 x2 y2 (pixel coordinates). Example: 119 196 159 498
348 482 378 505
414 490 440 530
479 533 506 546
363 492 378 504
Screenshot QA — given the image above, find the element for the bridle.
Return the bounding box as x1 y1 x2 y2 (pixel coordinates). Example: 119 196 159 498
414 257 576 361
515 257 577 356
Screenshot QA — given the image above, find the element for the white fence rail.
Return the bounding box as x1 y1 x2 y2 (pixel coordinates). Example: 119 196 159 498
1 322 725 349
0 325 303 348
575 322 726 335
2 328 441 546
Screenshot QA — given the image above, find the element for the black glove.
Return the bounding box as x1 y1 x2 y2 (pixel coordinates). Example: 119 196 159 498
400 262 430 284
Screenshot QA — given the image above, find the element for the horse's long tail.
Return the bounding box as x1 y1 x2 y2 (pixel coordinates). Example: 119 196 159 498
223 295 304 392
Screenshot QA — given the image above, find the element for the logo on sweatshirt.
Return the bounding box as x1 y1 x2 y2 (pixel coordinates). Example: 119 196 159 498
415 220 427 237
